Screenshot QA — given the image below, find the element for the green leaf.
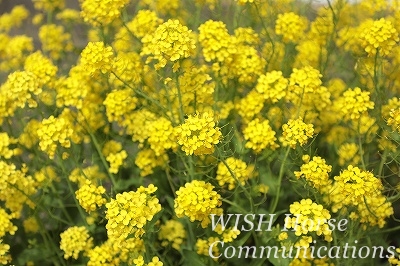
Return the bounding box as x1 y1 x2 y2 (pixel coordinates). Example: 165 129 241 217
181 249 207 266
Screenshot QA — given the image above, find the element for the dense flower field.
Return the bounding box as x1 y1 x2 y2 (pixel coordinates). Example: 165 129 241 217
0 0 400 265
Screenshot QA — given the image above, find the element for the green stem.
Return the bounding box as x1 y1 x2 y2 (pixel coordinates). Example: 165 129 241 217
269 147 291 214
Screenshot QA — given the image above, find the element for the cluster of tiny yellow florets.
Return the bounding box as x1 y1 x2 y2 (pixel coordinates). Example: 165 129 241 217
129 10 164 39
174 180 223 228
0 5 29 33
24 51 58 87
59 226 93 260
243 118 279 153
333 165 383 205
135 149 168 177
256 70 288 103
280 118 315 149
387 108 400 132
334 87 375 121
0 70 41 121
235 90 264 121
216 157 255 190
105 184 161 241
0 132 15 159
102 140 128 174
196 236 221 259
147 117 178 156
75 180 107 213
275 12 308 43
38 24 73 60
198 20 237 63
0 208 17 238
175 112 222 155
80 42 114 75
141 19 196 71
37 115 74 158
294 156 332 193
103 89 138 124
0 239 11 265
80 0 130 27
337 143 361 166
388 248 400 265
158 220 186 250
284 199 332 242
359 18 399 56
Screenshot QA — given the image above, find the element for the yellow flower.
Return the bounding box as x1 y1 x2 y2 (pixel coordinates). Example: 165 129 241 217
175 112 222 156
141 19 196 71
38 24 73 60
284 199 332 242
256 70 288 103
280 118 314 149
37 115 73 159
60 226 93 260
294 156 332 193
243 118 279 153
80 0 130 27
216 157 255 190
158 220 186 250
0 239 11 265
275 12 308 43
360 18 399 56
174 180 223 228
75 180 107 213
80 41 114 76
105 185 161 241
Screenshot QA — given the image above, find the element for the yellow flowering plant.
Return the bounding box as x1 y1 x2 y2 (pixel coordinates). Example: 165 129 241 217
0 0 400 265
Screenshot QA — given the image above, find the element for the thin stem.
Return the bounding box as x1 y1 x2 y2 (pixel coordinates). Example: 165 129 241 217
269 147 291 214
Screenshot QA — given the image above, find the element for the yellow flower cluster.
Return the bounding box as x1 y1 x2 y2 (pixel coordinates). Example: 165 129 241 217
0 208 17 238
80 0 130 27
333 87 375 121
110 52 143 87
75 180 107 213
235 90 264 121
37 115 73 159
214 225 240 242
294 156 332 193
256 70 288 103
59 226 93 260
333 165 382 205
360 18 399 56
102 140 128 174
103 89 138 124
158 220 186 250
24 51 58 87
243 118 279 153
0 70 41 122
0 161 36 218
0 133 15 159
38 24 73 60
216 157 254 190
147 117 177 156
33 0 65 12
0 5 29 33
387 108 400 132
174 180 223 228
284 199 332 242
388 248 400 265
280 118 314 149
141 19 196 70
338 143 361 166
105 184 161 240
129 10 164 39
0 239 11 265
175 112 222 155
80 42 114 76
135 149 168 177
275 12 308 43
196 236 220 259
198 20 237 63
0 35 33 72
